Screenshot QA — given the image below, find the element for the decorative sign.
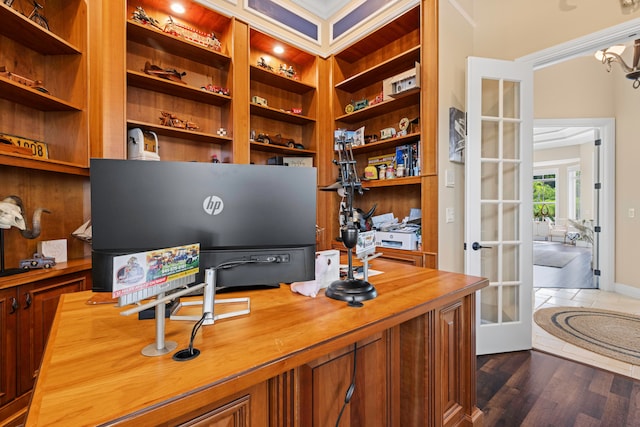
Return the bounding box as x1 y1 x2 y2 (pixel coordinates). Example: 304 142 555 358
0 133 49 159
112 243 200 298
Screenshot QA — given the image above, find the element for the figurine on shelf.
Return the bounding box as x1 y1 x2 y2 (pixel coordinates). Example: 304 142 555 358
163 16 222 51
278 64 298 79
0 66 49 93
143 62 187 84
0 196 50 239
257 57 274 72
159 111 199 130
132 6 162 30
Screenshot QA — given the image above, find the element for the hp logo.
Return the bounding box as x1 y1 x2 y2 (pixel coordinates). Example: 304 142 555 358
203 195 224 215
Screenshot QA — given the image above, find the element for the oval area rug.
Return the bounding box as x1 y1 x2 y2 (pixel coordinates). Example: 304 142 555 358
534 307 640 365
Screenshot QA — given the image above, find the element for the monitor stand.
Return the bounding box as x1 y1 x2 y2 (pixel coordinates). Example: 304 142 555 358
120 281 207 356
170 267 250 325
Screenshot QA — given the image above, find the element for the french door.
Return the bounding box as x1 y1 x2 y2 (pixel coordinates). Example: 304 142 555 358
465 57 534 354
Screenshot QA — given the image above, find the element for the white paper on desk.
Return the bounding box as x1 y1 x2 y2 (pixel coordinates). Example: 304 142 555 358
339 265 383 280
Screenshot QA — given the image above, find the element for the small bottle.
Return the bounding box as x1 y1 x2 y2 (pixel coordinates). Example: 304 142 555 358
396 164 405 178
386 165 395 179
378 164 387 180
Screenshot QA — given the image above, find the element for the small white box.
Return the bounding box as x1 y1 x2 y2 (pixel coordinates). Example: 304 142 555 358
375 231 417 251
283 157 313 167
315 250 340 289
37 239 68 263
383 62 421 101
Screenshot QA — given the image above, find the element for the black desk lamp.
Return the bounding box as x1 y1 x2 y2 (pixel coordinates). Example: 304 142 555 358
324 134 377 307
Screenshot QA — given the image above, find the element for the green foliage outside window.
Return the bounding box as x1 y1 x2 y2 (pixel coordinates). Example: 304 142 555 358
533 179 556 220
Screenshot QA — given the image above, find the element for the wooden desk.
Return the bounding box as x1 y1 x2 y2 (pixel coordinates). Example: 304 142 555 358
26 259 487 426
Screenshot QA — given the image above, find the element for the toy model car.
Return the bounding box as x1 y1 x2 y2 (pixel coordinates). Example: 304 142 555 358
255 133 304 149
19 253 56 270
201 84 229 96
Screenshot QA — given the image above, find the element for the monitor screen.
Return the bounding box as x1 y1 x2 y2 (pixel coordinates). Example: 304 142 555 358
90 159 317 293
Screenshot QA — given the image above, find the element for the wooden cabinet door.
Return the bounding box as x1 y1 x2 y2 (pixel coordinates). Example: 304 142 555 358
300 333 390 427
17 273 89 395
0 288 18 408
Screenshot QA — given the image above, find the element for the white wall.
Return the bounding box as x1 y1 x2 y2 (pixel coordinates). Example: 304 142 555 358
437 0 474 273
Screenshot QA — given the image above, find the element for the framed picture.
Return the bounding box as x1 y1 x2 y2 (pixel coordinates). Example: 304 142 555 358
449 107 465 164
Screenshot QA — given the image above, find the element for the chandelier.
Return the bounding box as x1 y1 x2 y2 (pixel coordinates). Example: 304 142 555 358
595 39 640 88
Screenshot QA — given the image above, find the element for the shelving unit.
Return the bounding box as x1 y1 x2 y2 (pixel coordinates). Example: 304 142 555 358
248 29 318 166
0 0 92 420
125 1 234 162
327 4 438 267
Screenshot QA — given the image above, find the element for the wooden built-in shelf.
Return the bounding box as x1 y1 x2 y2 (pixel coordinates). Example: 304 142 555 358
127 20 231 68
351 132 421 154
336 91 420 124
250 65 315 94
127 120 233 145
0 76 82 111
249 103 315 125
0 3 81 55
250 140 315 155
335 46 421 93
0 153 89 176
362 176 421 188
127 71 231 105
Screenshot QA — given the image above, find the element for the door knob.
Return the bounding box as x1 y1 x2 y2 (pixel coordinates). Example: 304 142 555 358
472 242 492 250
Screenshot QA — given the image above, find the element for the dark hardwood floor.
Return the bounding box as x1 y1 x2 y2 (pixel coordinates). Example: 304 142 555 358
477 350 640 426
533 242 596 289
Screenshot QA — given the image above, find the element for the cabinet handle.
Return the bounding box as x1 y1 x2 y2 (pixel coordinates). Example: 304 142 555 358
24 292 32 309
10 297 18 314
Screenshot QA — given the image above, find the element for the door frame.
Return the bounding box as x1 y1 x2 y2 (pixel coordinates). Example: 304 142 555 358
533 118 615 291
515 20 640 290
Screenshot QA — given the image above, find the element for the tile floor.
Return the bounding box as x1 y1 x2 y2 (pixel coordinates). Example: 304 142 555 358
533 287 640 379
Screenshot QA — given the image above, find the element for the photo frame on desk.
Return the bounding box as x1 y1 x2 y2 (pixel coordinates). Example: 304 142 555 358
449 107 465 164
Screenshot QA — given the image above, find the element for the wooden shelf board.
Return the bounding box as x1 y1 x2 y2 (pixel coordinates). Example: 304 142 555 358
0 76 82 111
361 176 421 188
0 4 81 55
127 71 231 106
335 91 420 124
249 103 315 125
336 46 420 93
250 141 315 156
351 132 421 155
334 6 420 63
127 120 233 145
250 65 315 94
127 20 231 68
0 153 89 175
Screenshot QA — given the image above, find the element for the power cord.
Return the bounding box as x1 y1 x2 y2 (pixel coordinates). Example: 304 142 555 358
172 310 211 361
335 343 358 426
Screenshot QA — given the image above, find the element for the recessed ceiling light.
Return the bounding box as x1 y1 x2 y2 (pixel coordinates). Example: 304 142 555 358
273 45 284 54
170 3 186 14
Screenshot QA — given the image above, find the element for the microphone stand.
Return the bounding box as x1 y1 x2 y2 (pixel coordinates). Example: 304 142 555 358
325 136 377 307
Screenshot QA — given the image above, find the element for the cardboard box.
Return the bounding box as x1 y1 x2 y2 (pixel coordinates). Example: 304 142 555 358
375 231 417 251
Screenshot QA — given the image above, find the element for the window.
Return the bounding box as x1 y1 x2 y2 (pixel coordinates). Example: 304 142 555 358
533 170 557 220
567 166 581 220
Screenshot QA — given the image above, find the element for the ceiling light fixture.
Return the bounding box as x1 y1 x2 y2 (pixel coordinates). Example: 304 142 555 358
170 3 186 14
273 45 284 55
595 39 640 88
